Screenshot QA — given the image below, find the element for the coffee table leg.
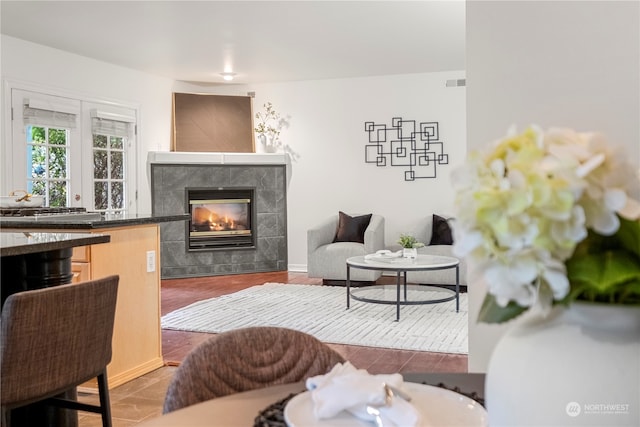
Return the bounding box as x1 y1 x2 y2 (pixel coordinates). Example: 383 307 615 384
346 264 351 309
396 271 401 321
455 265 460 312
403 271 408 300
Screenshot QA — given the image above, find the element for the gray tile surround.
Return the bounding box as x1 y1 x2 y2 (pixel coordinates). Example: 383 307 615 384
150 163 287 278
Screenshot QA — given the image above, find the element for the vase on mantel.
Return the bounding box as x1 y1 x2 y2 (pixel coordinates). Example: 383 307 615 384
485 301 640 426
257 134 279 153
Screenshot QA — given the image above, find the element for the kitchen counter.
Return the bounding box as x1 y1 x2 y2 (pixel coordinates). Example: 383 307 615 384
1 213 189 390
0 212 189 229
1 231 113 427
0 231 110 256
1 231 111 308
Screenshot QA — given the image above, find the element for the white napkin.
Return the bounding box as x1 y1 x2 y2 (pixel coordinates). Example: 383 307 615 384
305 361 420 427
365 250 403 260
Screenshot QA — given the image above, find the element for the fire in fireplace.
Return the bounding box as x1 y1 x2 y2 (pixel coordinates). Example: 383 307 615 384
186 187 256 251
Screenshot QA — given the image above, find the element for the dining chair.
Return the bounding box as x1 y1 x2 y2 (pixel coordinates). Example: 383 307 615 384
163 326 346 413
0 275 119 427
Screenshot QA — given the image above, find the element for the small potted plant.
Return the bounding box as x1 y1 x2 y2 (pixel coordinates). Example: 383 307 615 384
398 234 425 258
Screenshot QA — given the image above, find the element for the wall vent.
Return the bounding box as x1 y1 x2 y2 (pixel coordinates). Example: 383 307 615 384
446 79 466 87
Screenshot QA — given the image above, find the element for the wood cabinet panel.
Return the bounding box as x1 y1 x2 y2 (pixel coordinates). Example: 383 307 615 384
71 262 90 283
88 224 163 388
32 224 165 391
71 245 90 262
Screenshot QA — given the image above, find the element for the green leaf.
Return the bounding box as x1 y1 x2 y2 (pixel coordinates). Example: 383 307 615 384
478 294 527 324
567 250 640 303
567 251 640 291
565 216 640 305
619 281 640 304
616 217 640 258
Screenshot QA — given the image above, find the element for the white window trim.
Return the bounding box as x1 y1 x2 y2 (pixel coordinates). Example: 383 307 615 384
2 78 141 214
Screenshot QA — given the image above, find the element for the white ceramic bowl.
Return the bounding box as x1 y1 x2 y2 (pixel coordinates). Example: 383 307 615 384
0 194 45 208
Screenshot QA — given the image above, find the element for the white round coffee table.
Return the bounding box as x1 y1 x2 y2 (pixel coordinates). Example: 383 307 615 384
346 254 460 321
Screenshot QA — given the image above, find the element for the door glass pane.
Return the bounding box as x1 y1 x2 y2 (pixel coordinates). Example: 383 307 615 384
94 181 108 210
26 125 70 207
111 182 124 209
49 128 66 145
92 128 128 213
94 150 108 179
29 144 46 177
50 181 67 207
93 134 107 148
110 136 123 150
111 151 123 180
50 147 67 178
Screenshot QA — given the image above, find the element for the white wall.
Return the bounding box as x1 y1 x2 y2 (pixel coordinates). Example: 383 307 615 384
1 35 175 211
178 73 466 269
2 34 466 272
466 0 640 372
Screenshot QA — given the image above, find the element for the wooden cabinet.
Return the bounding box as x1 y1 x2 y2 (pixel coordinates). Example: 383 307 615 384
71 261 90 283
71 245 90 283
68 224 164 390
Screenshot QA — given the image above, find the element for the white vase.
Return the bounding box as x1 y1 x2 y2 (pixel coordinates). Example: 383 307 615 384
256 134 279 153
263 142 278 153
402 247 417 258
486 302 640 426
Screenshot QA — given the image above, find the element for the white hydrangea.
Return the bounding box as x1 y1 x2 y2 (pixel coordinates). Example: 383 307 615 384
452 126 640 309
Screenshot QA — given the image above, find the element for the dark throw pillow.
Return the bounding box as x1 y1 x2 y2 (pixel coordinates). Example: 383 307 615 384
429 214 454 245
333 211 373 244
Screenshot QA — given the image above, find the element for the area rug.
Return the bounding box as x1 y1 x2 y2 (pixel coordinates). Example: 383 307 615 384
161 283 468 354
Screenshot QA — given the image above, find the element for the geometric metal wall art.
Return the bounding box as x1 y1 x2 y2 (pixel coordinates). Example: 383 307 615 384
364 117 449 181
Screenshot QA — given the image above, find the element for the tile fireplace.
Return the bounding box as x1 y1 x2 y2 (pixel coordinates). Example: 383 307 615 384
149 152 289 279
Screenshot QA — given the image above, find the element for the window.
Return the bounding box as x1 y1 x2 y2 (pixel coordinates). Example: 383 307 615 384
9 88 138 213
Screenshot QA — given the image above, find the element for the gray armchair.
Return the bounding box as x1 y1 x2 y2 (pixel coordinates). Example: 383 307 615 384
307 213 385 283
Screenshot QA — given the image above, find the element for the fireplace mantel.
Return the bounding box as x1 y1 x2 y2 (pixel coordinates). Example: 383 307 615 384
147 151 290 166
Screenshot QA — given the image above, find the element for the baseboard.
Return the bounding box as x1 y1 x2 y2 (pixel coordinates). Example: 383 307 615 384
288 264 307 272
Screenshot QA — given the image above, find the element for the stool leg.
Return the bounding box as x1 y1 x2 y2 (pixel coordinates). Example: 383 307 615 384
97 372 112 427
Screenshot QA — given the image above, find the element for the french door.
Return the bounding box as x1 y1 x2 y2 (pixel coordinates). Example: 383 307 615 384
11 89 82 207
9 88 137 213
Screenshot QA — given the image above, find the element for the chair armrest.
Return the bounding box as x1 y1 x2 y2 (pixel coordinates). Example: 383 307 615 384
363 215 385 254
307 216 338 254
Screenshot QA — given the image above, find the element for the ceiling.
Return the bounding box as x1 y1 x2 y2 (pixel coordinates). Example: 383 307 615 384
0 1 466 86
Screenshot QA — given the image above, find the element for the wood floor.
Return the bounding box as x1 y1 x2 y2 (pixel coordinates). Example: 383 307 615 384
160 271 468 374
78 271 468 426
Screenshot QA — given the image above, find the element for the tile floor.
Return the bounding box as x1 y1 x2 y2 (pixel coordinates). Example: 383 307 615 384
76 272 468 426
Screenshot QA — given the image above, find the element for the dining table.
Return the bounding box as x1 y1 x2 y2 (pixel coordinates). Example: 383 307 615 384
137 373 486 426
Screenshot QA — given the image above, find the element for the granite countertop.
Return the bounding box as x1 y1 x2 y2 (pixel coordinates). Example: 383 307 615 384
0 231 110 256
0 213 189 230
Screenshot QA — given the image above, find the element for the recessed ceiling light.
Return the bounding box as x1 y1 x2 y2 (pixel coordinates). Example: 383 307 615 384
220 72 236 81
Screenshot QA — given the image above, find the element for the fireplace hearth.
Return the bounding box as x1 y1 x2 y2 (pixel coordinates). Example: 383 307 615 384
187 187 256 251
